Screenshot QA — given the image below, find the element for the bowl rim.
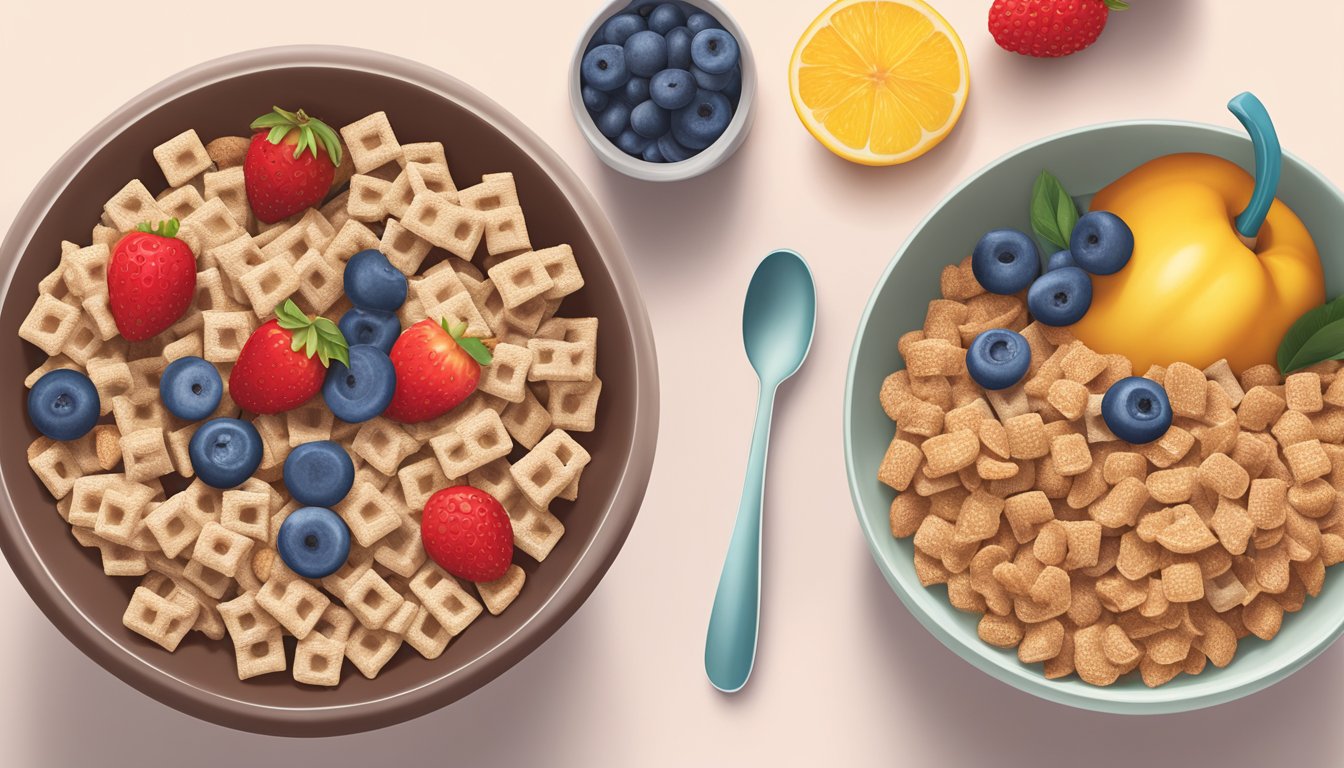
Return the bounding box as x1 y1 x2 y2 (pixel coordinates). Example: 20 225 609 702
0 44 661 735
566 0 757 182
842 117 1344 715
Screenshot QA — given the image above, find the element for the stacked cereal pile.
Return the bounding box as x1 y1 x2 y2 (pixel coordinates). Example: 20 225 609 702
19 111 601 685
878 256 1344 687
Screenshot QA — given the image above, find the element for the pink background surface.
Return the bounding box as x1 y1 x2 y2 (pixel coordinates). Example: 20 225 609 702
3 1 1344 764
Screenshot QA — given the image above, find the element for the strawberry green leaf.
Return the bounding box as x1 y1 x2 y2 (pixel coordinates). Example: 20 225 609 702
304 327 318 358
271 299 348 368
1030 170 1080 252
456 336 494 366
249 107 343 165
1102 0 1129 10
136 218 180 238
266 124 291 145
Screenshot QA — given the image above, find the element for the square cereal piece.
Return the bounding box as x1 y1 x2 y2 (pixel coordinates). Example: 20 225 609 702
19 294 80 356
477 342 533 403
347 175 392 221
399 457 451 511
409 562 484 636
403 195 484 259
382 169 417 219
63 244 110 298
380 219 433 275
372 512 426 578
125 357 166 404
93 488 149 546
61 316 104 366
410 264 467 309
71 526 148 576
286 401 334 446
112 396 165 437
503 294 550 336
345 625 403 679
506 495 566 561
338 482 404 547
527 337 596 383
239 256 301 318
340 111 402 172
511 429 590 509
535 244 584 300
202 166 250 226
324 219 381 263
501 387 553 449
234 626 287 680
153 129 212 187
1203 359 1245 408
476 564 525 615
467 458 517 501
430 409 513 478
407 161 459 201
120 427 173 483
292 249 344 315
202 311 255 363
144 491 203 559
221 489 270 542
352 418 419 476
481 206 531 256
293 604 354 686
487 251 555 309
382 598 419 636
404 602 453 659
192 521 254 578
1164 362 1208 419
344 568 405 630
458 173 520 211
257 576 331 639
156 184 205 220
1284 439 1331 483
103 179 169 231
547 376 602 432
1286 372 1324 413
180 197 246 253
1061 344 1107 385
123 585 199 652
82 291 121 341
1050 432 1092 477
211 236 268 303
262 213 333 262
1238 386 1287 431
400 141 448 168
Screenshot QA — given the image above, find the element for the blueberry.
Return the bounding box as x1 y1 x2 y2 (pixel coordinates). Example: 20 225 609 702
1101 377 1173 444
159 356 223 421
337 307 400 354
722 66 743 103
190 418 263 488
27 369 99 441
690 64 734 91
630 100 671 139
602 12 646 45
657 132 695 162
623 30 668 78
971 229 1040 294
283 440 355 508
1070 210 1134 276
672 89 732 149
650 68 696 110
686 11 720 35
616 129 652 156
1027 266 1093 326
649 2 686 33
691 28 739 74
581 84 609 113
642 142 665 162
623 76 650 105
966 329 1032 391
581 44 629 92
665 26 693 69
344 250 407 312
1047 250 1076 271
322 345 396 423
595 100 631 138
277 506 351 579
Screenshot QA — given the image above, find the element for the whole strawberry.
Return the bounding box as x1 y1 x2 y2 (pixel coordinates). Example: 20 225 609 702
384 319 493 424
243 106 343 223
421 486 513 582
230 300 349 414
107 219 196 341
989 0 1128 58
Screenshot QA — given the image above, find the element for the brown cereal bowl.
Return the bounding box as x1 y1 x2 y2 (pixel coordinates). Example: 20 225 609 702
0 46 659 736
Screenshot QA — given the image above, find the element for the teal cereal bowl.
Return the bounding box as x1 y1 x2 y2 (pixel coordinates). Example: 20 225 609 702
843 120 1344 714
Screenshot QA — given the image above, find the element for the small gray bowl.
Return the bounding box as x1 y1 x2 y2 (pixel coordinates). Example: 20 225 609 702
568 0 756 182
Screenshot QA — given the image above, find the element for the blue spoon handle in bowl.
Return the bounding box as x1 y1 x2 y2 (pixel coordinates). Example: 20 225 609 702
705 380 776 692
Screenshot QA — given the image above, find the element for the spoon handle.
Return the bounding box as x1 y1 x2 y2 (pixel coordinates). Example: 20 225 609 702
705 381 777 692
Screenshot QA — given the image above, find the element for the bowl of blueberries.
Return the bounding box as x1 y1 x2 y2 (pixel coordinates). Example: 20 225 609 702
570 0 755 181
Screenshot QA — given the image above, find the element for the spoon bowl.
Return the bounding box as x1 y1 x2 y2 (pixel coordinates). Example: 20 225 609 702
743 250 817 383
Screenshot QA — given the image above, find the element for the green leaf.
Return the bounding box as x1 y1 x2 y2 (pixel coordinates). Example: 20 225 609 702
304 327 318 358
266 124 291 145
1103 0 1129 10
1279 297 1344 372
456 336 494 366
1030 170 1080 252
250 113 292 130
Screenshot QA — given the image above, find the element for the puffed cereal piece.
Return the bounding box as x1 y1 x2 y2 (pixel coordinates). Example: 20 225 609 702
293 604 354 687
103 179 169 231
123 585 199 652
1285 372 1323 413
1004 413 1049 460
257 574 331 639
476 564 526 616
1283 439 1331 484
409 562 484 636
192 521 254 578
430 409 514 478
1050 433 1092 477
510 429 589 509
1046 378 1089 421
1163 362 1208 419
338 482 404 547
1238 385 1288 431
340 111 402 172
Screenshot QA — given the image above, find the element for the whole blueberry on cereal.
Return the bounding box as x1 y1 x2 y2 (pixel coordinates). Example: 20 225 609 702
616 129 652 156
623 76 651 105
595 100 632 139
672 89 732 149
966 329 1031 391
631 100 672 139
338 307 400 354
581 84 609 113
581 44 629 92
27 369 99 441
602 12 647 45
657 132 695 162
665 26 694 69
624 30 669 77
277 506 351 579
690 28 739 74
649 2 686 33
190 418 263 489
1102 376 1173 444
1070 210 1134 276
1027 266 1093 326
1047 250 1076 271
159 356 223 421
322 345 397 424
971 228 1040 295
283 440 355 508
650 68 696 110
344 249 407 312
686 11 721 35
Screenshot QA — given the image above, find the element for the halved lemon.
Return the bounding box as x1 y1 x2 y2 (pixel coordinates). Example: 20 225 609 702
789 0 969 166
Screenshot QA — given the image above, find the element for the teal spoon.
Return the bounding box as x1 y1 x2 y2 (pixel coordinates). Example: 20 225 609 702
1228 91 1281 239
705 249 816 693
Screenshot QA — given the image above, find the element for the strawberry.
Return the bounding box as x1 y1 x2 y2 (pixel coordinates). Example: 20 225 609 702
107 218 197 341
420 486 514 582
384 319 493 424
229 299 349 414
988 0 1127 58
243 106 342 224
